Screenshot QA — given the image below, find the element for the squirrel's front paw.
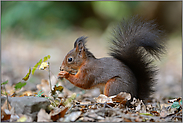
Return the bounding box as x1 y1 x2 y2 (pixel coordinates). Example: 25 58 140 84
58 71 69 78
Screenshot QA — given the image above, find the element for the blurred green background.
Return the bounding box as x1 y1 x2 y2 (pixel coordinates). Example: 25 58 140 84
1 1 182 99
2 1 181 39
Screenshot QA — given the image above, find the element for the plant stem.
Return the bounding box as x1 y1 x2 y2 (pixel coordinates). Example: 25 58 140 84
4 86 10 110
48 62 52 91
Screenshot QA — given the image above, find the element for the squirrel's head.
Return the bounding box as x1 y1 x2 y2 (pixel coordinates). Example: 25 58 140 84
60 36 95 74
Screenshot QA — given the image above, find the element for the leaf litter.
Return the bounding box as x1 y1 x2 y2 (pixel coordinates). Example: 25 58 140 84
1 84 182 122
1 54 182 122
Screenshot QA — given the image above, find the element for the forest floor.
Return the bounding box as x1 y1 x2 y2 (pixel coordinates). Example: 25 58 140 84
1 31 182 122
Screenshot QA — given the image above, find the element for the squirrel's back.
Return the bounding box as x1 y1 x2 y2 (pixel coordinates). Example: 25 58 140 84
109 15 166 100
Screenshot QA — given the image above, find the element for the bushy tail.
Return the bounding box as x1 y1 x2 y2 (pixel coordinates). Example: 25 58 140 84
109 16 166 100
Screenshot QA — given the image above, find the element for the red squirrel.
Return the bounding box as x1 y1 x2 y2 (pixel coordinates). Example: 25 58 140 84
58 16 166 100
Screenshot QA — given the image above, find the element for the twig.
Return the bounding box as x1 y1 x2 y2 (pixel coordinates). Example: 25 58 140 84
66 104 74 114
171 111 182 120
75 103 93 107
48 62 52 91
96 102 116 110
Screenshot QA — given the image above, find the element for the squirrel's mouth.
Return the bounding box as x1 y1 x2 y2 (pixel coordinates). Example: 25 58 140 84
60 66 78 75
69 70 78 75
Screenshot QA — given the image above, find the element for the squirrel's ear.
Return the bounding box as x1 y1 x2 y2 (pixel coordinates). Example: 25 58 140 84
74 36 88 58
74 36 87 53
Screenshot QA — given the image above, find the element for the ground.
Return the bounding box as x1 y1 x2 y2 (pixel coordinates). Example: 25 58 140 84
1 30 182 122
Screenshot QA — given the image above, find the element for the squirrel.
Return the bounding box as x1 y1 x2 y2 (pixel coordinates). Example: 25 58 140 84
58 16 166 100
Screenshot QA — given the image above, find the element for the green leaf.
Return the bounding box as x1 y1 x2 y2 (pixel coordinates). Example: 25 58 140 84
139 113 153 116
43 55 51 62
171 100 182 109
14 82 26 90
63 93 76 107
39 62 49 70
37 58 43 66
45 96 51 99
22 68 31 81
51 85 64 96
32 59 42 75
54 85 64 92
36 90 44 97
1 80 8 85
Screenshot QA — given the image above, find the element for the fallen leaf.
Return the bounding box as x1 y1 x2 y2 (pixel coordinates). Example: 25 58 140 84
1 100 11 111
79 101 91 105
94 92 131 104
64 111 81 122
10 113 20 122
78 117 95 122
139 113 153 116
87 113 104 120
37 108 51 122
130 97 146 113
160 107 168 117
150 111 160 116
112 92 131 104
94 94 113 103
124 118 132 122
17 115 27 122
17 115 33 122
63 93 76 107
50 107 68 121
22 90 33 96
1 109 11 121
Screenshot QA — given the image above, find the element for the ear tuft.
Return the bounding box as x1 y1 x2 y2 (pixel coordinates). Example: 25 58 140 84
74 36 88 49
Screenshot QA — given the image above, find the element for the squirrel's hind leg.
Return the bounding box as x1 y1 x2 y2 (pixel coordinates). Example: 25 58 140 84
104 77 136 97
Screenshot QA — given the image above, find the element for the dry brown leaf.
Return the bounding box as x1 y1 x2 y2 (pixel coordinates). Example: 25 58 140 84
130 98 146 113
94 92 131 105
22 91 33 96
10 113 20 122
124 118 132 122
50 107 68 121
150 111 160 116
1 99 11 111
1 109 11 121
37 108 51 122
1 101 17 122
94 94 113 103
112 92 131 104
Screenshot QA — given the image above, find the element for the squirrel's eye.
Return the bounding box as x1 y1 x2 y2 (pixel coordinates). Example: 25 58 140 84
68 57 73 62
